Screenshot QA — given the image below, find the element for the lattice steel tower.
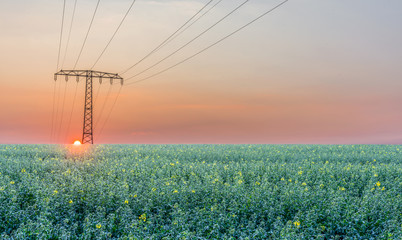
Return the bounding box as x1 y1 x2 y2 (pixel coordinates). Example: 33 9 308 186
54 70 123 144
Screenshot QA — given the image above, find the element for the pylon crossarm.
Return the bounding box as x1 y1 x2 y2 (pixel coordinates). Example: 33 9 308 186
54 70 123 80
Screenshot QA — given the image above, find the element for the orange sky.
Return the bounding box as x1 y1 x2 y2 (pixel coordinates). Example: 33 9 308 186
1 0 402 144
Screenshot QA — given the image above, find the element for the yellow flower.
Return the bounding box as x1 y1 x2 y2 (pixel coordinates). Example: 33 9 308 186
10 181 15 185
255 181 261 185
133 194 137 198
281 177 285 181
298 171 303 175
139 213 146 222
376 181 381 187
96 224 101 229
381 187 385 191
152 188 156 192
288 179 292 183
173 190 178 193
294 220 300 227
339 187 345 191
21 169 26 173
238 179 243 184
192 190 195 193
53 190 58 195
69 200 73 204
319 184 324 188
302 182 307 186
170 163 175 166
124 200 129 204
374 173 378 177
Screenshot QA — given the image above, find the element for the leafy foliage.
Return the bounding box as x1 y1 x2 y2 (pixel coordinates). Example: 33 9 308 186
0 144 401 239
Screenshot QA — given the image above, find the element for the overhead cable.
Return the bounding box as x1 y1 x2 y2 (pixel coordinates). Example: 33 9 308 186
161 0 225 50
93 84 112 133
97 85 123 142
120 0 215 75
93 83 102 107
56 0 66 71
73 0 101 69
124 0 250 80
53 80 62 143
91 0 138 70
125 0 289 85
64 82 79 143
50 80 57 143
61 0 78 68
57 80 69 143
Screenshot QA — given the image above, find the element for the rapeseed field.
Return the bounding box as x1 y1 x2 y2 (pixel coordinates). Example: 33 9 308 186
0 144 401 239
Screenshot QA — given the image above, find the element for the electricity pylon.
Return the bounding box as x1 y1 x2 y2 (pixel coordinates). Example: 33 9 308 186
54 70 123 144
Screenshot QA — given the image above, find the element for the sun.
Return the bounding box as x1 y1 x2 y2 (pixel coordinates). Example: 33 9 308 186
73 140 81 145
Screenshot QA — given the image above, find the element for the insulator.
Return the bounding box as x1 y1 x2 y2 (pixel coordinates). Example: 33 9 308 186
120 79 124 85
65 75 68 82
99 77 102 84
110 78 113 85
54 75 57 81
76 76 79 82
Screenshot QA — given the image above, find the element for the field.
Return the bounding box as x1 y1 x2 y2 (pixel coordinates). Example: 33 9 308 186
0 144 401 239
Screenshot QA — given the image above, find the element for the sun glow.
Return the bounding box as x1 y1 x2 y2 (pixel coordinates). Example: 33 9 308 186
67 140 90 159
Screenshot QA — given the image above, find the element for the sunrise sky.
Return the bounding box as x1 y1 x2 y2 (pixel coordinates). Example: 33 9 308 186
1 0 402 144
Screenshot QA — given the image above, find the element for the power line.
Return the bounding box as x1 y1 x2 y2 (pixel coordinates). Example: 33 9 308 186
53 79 62 143
125 0 289 86
57 80 69 143
91 0 138 70
73 0 101 70
50 80 57 143
61 0 78 69
52 0 66 143
124 0 250 81
120 0 215 75
93 83 102 107
93 84 112 133
161 0 224 50
97 85 122 143
56 0 66 71
64 82 79 143
92 81 105 131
